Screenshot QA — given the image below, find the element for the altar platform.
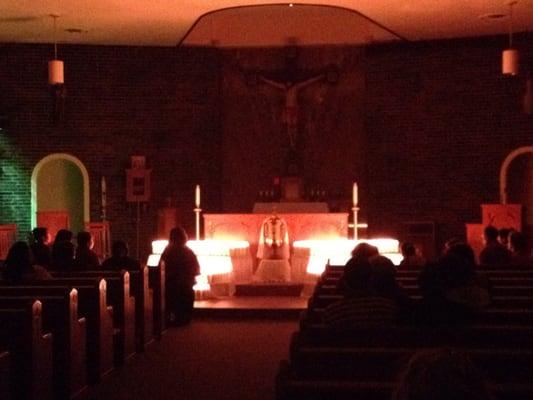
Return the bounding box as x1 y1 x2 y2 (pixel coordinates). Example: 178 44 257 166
194 295 309 318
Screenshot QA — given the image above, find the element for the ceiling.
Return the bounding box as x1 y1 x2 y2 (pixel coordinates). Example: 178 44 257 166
0 0 532 47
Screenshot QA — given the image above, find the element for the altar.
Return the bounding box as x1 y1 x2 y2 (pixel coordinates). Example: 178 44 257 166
203 212 349 281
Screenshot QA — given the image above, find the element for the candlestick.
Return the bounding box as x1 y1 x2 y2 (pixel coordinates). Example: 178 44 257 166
194 207 202 240
195 185 201 208
101 176 107 220
352 182 358 206
352 206 359 240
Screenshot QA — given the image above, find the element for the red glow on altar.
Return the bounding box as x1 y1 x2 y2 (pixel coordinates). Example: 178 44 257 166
293 238 403 275
187 240 250 275
151 240 168 254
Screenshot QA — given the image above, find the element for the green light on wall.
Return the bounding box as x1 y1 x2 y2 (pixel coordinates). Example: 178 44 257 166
0 133 32 237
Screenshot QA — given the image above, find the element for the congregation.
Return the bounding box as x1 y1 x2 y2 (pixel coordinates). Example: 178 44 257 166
2 222 533 399
279 225 533 400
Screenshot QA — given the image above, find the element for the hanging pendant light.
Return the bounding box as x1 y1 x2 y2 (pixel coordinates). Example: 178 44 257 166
48 14 64 85
502 1 519 75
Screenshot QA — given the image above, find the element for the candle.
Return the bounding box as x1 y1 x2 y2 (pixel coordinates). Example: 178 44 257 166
195 185 201 208
352 182 358 206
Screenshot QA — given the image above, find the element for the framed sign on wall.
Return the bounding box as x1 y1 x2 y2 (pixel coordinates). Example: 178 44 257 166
126 168 152 202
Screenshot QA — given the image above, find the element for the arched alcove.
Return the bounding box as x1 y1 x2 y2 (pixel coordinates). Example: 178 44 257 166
500 146 533 239
500 146 533 204
31 154 90 235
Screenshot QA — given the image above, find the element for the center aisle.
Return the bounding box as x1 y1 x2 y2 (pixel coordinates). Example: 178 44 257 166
88 317 299 400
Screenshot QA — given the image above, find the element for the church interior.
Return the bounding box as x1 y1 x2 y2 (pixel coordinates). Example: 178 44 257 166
1 1 533 399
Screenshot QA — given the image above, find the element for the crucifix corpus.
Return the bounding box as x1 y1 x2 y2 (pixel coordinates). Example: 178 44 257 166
259 73 323 150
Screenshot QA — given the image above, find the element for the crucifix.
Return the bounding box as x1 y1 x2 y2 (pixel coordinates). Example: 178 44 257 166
259 73 324 149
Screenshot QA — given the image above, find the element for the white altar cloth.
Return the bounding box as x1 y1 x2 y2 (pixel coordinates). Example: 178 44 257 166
254 259 291 282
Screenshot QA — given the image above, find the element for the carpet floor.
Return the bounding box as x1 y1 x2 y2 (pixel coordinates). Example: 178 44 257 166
88 317 299 400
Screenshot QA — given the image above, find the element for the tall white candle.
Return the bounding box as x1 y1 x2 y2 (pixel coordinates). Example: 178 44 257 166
352 182 358 206
195 185 201 208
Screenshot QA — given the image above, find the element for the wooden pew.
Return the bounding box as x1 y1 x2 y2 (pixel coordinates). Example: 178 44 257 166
49 273 136 363
308 292 533 309
285 265 533 400
297 345 533 378
301 307 533 328
313 282 533 297
53 267 154 352
321 265 533 279
0 300 54 400
0 281 114 384
277 367 533 400
278 325 533 400
0 351 11 400
148 262 165 338
0 290 87 399
293 324 533 349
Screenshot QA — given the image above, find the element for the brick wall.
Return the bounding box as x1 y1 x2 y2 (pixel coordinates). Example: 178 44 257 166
218 34 532 251
0 44 221 257
363 35 532 248
0 33 531 259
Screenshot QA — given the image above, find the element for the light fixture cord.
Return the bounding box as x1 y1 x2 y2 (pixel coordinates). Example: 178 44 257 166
53 15 58 59
508 2 514 48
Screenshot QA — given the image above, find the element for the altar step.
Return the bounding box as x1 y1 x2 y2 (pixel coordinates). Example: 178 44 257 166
234 283 304 297
194 296 307 318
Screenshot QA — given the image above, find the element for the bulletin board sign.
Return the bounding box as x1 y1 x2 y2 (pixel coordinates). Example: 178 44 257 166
126 169 152 202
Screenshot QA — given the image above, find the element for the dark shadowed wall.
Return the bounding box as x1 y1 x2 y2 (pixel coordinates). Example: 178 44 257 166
0 33 531 257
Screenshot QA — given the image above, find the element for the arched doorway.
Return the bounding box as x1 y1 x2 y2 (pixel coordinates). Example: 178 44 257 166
31 154 90 237
500 146 533 238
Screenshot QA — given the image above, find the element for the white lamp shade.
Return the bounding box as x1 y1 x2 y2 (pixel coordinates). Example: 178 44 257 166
502 49 519 75
48 59 64 84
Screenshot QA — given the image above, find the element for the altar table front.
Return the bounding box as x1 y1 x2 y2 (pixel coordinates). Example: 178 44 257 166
203 213 349 273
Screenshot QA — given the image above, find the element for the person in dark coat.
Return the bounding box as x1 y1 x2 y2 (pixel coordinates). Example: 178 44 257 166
50 229 75 271
393 348 494 400
50 240 76 271
412 253 491 325
2 241 52 282
160 227 200 326
30 227 51 268
508 231 533 268
479 225 511 266
74 231 100 270
102 240 140 271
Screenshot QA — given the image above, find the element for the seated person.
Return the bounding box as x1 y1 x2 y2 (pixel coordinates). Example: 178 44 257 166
2 241 52 282
392 348 494 400
399 242 426 269
51 229 74 265
498 227 512 247
442 237 463 255
74 231 100 270
508 231 533 268
49 240 76 271
479 225 511 266
30 227 51 267
102 240 140 271
412 254 491 325
444 242 477 266
338 242 379 293
324 256 409 328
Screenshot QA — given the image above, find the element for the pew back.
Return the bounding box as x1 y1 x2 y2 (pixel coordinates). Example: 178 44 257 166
0 301 53 400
